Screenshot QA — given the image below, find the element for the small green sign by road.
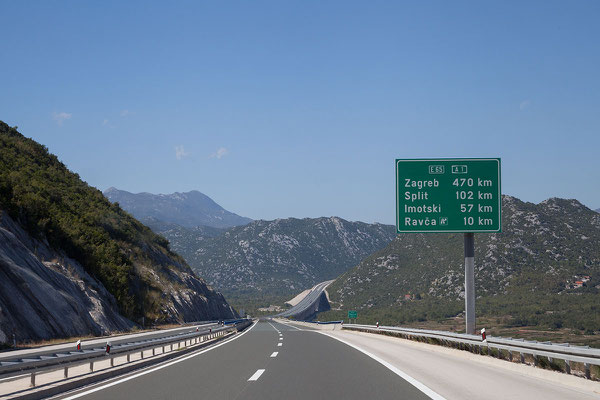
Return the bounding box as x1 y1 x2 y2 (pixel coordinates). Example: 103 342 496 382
348 310 357 319
396 158 501 233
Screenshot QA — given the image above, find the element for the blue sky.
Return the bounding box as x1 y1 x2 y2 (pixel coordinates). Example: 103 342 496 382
1 1 598 223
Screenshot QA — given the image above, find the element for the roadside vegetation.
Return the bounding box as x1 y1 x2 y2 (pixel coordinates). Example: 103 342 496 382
0 121 192 322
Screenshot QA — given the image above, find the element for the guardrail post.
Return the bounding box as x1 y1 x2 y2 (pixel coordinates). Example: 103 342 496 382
90 361 94 372
127 354 130 363
565 360 571 374
141 350 144 359
508 351 513 362
533 355 538 367
519 352 524 363
584 363 591 379
64 366 69 378
30 372 36 387
152 347 155 356
110 356 114 367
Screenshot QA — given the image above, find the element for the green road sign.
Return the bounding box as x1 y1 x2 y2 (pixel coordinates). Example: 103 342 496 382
348 310 357 319
396 158 501 233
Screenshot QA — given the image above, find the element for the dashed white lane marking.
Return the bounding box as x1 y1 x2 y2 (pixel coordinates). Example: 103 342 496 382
270 352 278 358
279 338 283 341
248 369 265 381
277 343 282 347
316 332 447 400
59 321 259 400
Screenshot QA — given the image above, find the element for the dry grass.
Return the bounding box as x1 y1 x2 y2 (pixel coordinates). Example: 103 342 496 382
403 315 600 348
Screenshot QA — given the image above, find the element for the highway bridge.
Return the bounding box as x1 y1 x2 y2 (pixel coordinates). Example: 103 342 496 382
1 319 598 399
276 280 333 320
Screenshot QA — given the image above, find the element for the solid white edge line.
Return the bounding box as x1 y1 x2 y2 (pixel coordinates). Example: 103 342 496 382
59 320 259 400
270 352 278 358
274 319 303 331
248 369 265 381
316 332 447 400
266 321 281 332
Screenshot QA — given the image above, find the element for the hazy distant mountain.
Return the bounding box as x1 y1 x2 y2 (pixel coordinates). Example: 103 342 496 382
324 196 600 332
154 217 396 309
596 208 600 213
104 188 252 229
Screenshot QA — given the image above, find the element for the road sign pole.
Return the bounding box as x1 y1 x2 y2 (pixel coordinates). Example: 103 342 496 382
464 232 475 334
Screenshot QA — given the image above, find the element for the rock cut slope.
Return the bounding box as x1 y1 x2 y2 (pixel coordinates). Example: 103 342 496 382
0 210 134 342
0 122 237 343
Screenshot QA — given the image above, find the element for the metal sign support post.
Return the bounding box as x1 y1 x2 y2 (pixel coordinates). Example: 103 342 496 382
464 232 475 334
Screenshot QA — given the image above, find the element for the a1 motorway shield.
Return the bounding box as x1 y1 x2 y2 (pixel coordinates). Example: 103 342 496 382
396 158 501 233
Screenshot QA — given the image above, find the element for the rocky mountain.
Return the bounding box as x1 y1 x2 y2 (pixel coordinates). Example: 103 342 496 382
156 217 396 309
142 217 225 256
0 122 237 344
104 187 251 229
324 196 600 332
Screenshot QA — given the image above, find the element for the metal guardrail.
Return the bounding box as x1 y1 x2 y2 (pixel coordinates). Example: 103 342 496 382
0 319 252 387
343 323 598 379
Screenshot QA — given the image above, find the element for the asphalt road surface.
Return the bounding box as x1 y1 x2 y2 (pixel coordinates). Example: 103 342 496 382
51 320 434 400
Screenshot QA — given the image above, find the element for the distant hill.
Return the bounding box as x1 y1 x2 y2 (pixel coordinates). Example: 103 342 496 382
142 217 225 256
104 188 251 229
596 208 600 213
0 122 236 343
323 196 600 333
153 217 396 310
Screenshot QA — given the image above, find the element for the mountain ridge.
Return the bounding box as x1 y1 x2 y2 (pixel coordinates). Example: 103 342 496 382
104 187 252 229
322 195 600 333
150 216 397 312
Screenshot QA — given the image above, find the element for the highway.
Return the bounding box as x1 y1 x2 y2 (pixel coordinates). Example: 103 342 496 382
49 320 434 400
29 319 598 400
